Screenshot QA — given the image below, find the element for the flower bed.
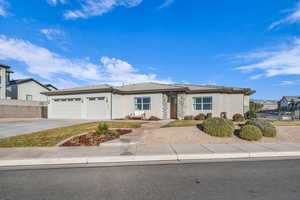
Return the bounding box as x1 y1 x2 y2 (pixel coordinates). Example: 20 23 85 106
60 129 132 147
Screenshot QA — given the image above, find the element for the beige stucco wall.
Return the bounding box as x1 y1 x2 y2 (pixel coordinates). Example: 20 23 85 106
185 93 246 119
48 93 112 119
112 93 163 119
17 82 49 101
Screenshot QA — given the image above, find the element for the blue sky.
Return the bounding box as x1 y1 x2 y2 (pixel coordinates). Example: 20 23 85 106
1 0 300 100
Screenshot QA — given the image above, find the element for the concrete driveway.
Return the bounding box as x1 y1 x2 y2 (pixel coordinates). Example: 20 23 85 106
0 119 95 138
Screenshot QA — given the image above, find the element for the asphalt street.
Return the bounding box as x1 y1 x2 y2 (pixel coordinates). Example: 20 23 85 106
0 159 300 200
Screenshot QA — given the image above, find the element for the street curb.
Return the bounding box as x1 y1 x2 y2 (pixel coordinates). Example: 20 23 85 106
1 151 300 167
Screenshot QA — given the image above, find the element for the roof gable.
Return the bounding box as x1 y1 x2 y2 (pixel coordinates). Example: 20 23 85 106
9 78 51 91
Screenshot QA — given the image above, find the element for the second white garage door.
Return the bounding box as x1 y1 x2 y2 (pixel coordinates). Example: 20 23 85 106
86 97 109 119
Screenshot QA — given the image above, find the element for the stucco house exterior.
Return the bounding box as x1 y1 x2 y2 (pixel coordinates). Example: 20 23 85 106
44 82 255 120
0 64 57 101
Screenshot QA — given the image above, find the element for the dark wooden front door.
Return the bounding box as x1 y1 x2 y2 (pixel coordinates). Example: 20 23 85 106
170 96 178 119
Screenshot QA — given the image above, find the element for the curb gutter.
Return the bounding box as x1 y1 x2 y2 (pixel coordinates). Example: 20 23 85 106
1 151 300 167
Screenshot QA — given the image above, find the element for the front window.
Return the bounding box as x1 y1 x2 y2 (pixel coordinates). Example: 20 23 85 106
26 95 33 101
134 97 151 110
193 97 212 110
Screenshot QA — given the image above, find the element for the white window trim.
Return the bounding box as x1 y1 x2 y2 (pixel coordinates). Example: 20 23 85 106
192 96 213 111
134 97 151 111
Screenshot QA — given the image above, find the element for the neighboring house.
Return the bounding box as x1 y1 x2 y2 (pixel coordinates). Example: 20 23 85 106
44 84 58 91
278 96 300 111
0 64 57 101
44 82 255 120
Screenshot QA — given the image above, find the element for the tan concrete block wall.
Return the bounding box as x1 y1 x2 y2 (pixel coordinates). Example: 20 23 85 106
0 104 47 118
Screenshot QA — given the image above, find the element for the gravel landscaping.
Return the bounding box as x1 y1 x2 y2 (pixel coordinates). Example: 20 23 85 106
138 126 300 145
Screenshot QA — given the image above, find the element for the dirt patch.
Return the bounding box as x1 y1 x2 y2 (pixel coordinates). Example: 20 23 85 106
60 129 132 146
139 126 300 145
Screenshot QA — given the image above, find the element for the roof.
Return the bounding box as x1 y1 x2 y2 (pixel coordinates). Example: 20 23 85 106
9 78 52 91
115 82 188 94
44 82 255 96
0 64 14 73
44 84 58 90
282 96 300 102
42 84 114 95
175 84 255 95
0 64 11 69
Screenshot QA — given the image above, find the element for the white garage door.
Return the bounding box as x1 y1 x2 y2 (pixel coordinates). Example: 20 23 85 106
86 97 108 119
51 98 82 119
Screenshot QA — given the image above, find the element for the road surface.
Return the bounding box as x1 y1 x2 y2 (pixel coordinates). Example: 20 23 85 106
0 159 300 200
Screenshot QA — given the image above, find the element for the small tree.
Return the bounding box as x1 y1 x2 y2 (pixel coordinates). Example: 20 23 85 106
96 123 109 135
250 101 264 112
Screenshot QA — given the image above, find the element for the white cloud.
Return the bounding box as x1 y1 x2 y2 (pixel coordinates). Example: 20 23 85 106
100 57 172 85
0 35 171 88
236 38 300 79
158 0 174 9
63 0 143 19
280 80 296 85
0 0 9 17
47 0 67 6
11 71 30 80
270 2 300 29
40 28 65 40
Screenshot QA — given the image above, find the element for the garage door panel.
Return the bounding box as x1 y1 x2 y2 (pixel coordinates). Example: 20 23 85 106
51 100 82 119
86 98 108 119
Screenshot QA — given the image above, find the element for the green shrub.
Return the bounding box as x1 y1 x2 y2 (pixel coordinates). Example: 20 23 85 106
202 117 234 137
148 116 161 121
206 113 212 119
239 125 263 141
246 119 277 137
194 113 206 120
96 123 109 135
245 111 256 119
233 113 245 122
184 115 193 120
263 127 277 137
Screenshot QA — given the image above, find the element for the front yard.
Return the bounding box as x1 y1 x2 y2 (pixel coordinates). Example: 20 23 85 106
0 121 143 147
139 125 300 145
161 120 202 128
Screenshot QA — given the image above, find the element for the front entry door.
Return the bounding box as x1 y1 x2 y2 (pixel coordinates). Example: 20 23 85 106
170 96 178 119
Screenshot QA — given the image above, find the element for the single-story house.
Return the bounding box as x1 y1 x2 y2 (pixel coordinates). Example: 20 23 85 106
0 64 57 101
44 82 255 120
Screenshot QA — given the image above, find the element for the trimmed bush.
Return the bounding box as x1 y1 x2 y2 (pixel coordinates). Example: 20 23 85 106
206 113 212 119
263 127 277 137
240 125 263 141
96 123 109 135
245 111 256 119
148 116 161 121
194 113 206 120
233 113 245 122
202 117 234 137
246 119 277 137
184 115 193 120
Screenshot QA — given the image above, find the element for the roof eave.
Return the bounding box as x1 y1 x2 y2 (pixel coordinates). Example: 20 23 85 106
43 88 115 96
116 88 188 95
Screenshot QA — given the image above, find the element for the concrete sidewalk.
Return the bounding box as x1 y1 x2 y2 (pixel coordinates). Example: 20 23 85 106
1 143 300 167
